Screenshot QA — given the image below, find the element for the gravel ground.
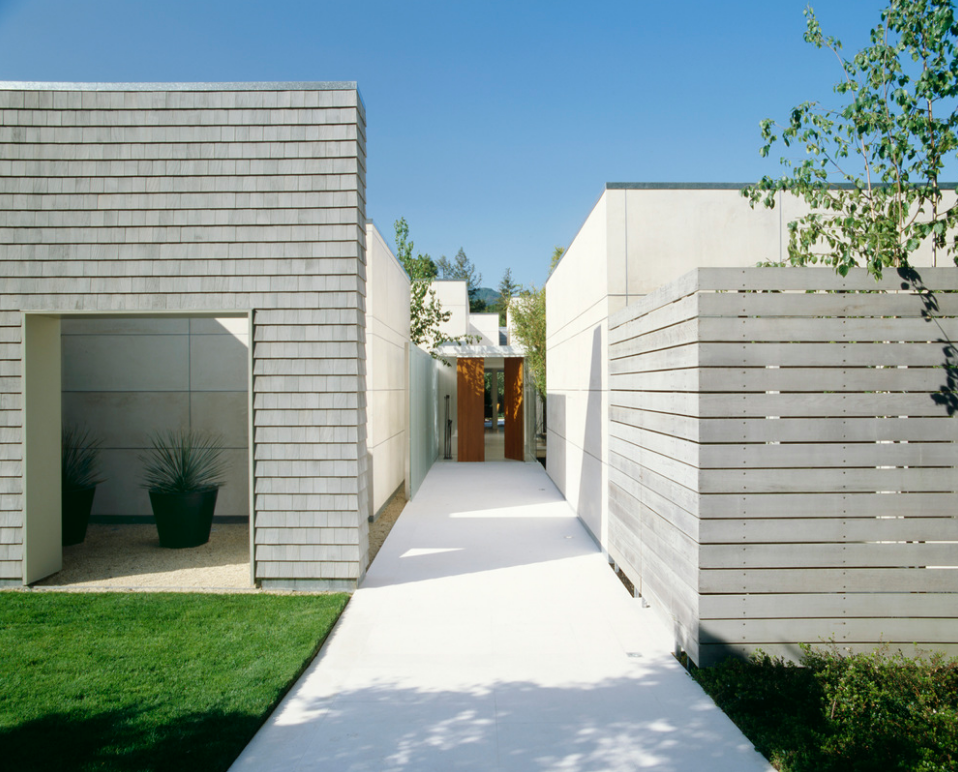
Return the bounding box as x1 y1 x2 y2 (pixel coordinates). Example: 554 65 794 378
35 522 253 592
367 488 407 567
33 489 408 592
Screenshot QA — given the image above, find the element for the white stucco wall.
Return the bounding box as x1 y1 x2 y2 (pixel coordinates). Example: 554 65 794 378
612 185 946 300
365 222 410 518
430 280 469 341
609 186 784 301
468 313 499 346
546 192 610 545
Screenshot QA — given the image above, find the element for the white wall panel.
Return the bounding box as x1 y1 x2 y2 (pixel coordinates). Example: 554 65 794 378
364 222 410 518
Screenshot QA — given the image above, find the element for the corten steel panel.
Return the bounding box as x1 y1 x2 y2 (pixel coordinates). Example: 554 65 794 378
457 357 484 462
504 357 524 461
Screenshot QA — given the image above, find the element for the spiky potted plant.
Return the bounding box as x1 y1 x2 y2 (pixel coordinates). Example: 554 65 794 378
140 429 228 549
61 426 105 546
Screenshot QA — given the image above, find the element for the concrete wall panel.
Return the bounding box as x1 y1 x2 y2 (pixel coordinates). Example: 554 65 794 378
61 391 191 447
364 222 409 518
621 188 782 298
191 390 249 447
190 332 249 391
62 335 190 392
62 317 188 335
468 313 499 346
431 281 469 339
409 345 440 497
546 193 610 545
61 318 249 518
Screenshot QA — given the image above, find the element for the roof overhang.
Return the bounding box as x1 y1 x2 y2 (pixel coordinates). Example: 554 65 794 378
433 345 525 359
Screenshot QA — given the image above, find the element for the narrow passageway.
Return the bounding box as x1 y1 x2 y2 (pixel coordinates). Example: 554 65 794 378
231 462 772 772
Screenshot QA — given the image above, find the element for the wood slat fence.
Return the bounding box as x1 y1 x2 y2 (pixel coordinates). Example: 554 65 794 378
608 267 958 666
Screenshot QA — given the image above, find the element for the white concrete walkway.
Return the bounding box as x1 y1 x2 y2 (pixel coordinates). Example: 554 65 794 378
231 462 772 772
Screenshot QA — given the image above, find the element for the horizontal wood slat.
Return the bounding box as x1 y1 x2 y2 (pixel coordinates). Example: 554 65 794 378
610 366 955 393
701 592 958 618
608 267 958 665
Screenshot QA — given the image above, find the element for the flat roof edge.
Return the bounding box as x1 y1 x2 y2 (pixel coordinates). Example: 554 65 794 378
0 81 358 92
606 182 750 190
606 181 958 190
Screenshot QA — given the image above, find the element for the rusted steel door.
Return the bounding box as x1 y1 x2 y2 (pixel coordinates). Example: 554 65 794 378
457 357 485 462
504 357 524 461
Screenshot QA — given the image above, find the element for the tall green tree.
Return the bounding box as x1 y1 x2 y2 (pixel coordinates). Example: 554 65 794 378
394 217 438 280
744 0 958 278
495 267 521 325
437 247 485 312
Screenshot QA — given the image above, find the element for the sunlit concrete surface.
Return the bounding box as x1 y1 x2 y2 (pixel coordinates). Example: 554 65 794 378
230 461 772 772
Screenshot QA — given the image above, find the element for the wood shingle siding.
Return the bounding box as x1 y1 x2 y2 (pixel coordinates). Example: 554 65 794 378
0 82 369 589
609 267 958 665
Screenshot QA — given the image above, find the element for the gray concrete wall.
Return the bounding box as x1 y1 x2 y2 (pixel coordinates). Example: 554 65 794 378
61 315 249 519
408 344 440 498
0 82 368 589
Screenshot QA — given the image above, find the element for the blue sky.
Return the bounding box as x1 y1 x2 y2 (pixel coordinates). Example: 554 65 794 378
0 0 890 288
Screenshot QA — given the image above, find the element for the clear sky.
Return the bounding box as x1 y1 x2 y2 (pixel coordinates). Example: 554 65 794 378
0 0 891 288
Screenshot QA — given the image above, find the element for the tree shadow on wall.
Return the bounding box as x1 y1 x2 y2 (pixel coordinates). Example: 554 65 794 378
896 266 958 416
577 326 605 540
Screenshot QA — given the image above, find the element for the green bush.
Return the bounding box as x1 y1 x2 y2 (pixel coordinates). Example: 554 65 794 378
694 644 958 772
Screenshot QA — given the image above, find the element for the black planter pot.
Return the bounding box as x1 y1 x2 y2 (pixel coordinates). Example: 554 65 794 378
149 489 218 549
62 486 96 546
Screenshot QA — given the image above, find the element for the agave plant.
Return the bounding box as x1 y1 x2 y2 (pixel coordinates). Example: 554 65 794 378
140 429 228 494
62 426 105 492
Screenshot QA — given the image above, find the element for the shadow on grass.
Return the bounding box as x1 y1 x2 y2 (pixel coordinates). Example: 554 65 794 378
0 706 262 772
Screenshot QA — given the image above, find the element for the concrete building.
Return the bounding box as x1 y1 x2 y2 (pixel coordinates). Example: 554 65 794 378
546 182 945 549
422 280 535 466
0 80 526 590
547 182 957 663
8 83 949 664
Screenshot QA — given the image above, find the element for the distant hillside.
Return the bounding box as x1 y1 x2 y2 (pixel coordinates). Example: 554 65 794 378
473 287 499 308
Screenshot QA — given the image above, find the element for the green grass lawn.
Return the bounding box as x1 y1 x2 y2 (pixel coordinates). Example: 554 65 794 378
0 591 348 772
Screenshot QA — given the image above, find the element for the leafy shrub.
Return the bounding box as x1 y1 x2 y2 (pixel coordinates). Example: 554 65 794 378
803 644 958 772
694 645 958 772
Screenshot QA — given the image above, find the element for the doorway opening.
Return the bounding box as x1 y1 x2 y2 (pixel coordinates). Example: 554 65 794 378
455 355 525 463
22 312 254 590
484 367 504 461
